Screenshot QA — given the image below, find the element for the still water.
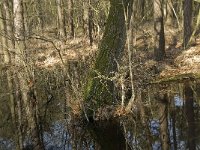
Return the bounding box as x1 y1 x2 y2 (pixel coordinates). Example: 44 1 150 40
0 77 200 149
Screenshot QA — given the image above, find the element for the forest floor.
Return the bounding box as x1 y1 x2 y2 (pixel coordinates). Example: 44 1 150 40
160 38 200 78
30 27 200 84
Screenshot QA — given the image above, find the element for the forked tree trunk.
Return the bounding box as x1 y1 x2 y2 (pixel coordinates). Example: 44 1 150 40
154 0 165 61
84 0 133 117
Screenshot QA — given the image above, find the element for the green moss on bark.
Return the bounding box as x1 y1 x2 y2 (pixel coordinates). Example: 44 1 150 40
84 0 133 116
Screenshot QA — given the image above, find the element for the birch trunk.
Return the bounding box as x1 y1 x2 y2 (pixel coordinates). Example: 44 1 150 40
13 0 44 149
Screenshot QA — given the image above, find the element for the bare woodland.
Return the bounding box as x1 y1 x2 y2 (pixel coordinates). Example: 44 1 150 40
0 0 200 149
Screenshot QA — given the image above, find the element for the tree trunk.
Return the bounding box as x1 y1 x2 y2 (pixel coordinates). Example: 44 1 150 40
183 0 193 48
37 0 45 32
84 0 133 117
154 0 165 61
1 1 20 149
56 0 66 38
13 0 44 149
82 0 88 36
67 0 75 38
139 0 145 18
88 0 93 46
166 0 174 25
23 2 29 37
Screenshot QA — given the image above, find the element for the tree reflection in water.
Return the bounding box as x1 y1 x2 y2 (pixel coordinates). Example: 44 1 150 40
184 81 196 149
0 81 200 149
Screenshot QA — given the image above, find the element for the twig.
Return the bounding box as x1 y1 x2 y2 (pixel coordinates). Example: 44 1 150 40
30 34 65 65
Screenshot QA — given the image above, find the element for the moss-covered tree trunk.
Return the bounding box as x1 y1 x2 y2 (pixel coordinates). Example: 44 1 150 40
84 0 133 116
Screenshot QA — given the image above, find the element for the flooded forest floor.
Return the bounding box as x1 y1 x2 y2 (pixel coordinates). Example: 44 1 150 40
1 24 200 149
24 24 200 115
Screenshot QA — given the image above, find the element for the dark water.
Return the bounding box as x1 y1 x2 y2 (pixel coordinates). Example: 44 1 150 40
0 78 200 149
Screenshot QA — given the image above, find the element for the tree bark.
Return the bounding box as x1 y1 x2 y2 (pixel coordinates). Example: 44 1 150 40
67 0 75 38
1 2 20 149
82 0 88 36
166 0 174 25
183 0 193 48
139 0 145 18
56 0 66 38
84 0 133 117
13 0 44 149
37 0 45 32
88 0 94 46
154 0 165 61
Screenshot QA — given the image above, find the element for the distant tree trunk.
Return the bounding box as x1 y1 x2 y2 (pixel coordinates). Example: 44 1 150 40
158 93 170 150
56 0 66 38
139 0 145 18
2 0 15 54
81 0 94 44
84 0 133 117
1 1 11 64
184 81 196 149
88 0 93 46
0 11 4 63
183 0 193 48
166 0 174 25
129 8 135 52
67 0 75 38
154 0 165 61
82 0 88 36
23 2 29 37
37 0 45 32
